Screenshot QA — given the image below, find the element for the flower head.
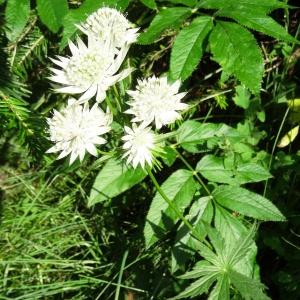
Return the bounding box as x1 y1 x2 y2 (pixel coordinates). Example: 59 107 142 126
125 76 188 129
49 37 133 103
47 99 112 164
122 124 158 169
77 7 139 48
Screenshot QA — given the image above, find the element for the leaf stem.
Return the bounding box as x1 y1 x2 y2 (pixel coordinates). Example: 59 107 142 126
173 148 212 197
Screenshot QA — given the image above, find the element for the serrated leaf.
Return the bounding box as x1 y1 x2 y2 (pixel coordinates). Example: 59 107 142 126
36 0 68 33
88 158 147 207
196 155 271 185
209 21 264 94
60 0 129 49
212 185 285 221
138 7 191 45
172 196 213 272
167 0 198 7
178 261 219 279
226 225 256 267
217 7 298 44
170 16 213 81
208 274 230 300
196 155 236 185
228 270 270 300
177 121 247 153
5 0 30 41
172 273 219 299
214 205 257 277
198 0 288 12
277 125 299 148
144 169 197 248
177 121 219 152
233 85 251 109
140 0 157 9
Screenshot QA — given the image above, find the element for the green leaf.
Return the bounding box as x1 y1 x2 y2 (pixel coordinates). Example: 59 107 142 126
178 261 219 279
170 16 213 81
138 7 191 45
166 0 198 7
198 0 288 12
212 185 286 221
228 269 270 300
172 196 213 272
233 85 251 109
140 0 157 9
5 0 30 41
172 273 219 299
196 155 271 184
209 21 264 94
177 121 221 152
208 274 230 300
214 205 257 277
196 155 236 185
177 121 247 152
217 7 298 44
144 169 197 248
226 225 256 267
60 0 129 49
36 0 68 33
88 158 147 207
236 163 272 183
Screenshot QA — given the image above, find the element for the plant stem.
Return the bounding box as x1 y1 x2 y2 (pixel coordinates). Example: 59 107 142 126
146 167 195 233
174 148 212 197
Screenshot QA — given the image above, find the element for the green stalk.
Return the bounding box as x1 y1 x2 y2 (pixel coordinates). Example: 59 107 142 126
147 167 197 236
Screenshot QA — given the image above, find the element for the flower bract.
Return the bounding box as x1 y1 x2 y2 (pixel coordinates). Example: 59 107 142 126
47 99 112 164
125 76 188 129
49 37 133 103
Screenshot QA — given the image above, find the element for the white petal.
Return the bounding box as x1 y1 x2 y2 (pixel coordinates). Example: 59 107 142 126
77 85 97 103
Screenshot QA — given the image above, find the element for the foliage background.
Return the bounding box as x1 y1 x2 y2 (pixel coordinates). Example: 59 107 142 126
0 0 300 299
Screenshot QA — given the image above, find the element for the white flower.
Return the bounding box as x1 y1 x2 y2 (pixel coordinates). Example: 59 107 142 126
49 37 133 103
125 76 188 129
47 99 112 164
122 124 156 169
77 7 139 48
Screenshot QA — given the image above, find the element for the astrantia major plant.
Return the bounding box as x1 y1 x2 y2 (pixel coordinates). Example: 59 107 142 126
1 0 299 299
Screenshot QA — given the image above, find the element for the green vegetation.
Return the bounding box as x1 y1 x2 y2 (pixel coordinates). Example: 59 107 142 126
0 0 300 299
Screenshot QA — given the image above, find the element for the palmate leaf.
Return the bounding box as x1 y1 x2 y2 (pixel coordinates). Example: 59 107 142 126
217 7 298 44
36 0 68 33
138 7 192 45
170 16 213 81
88 158 147 207
226 225 257 267
208 274 230 300
174 224 269 299
144 169 197 248
171 196 213 272
172 273 219 299
228 270 270 300
5 0 30 41
209 21 264 94
214 205 258 277
212 185 285 221
178 261 219 279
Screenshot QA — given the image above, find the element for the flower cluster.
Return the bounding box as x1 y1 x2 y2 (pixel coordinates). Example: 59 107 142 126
47 7 188 169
